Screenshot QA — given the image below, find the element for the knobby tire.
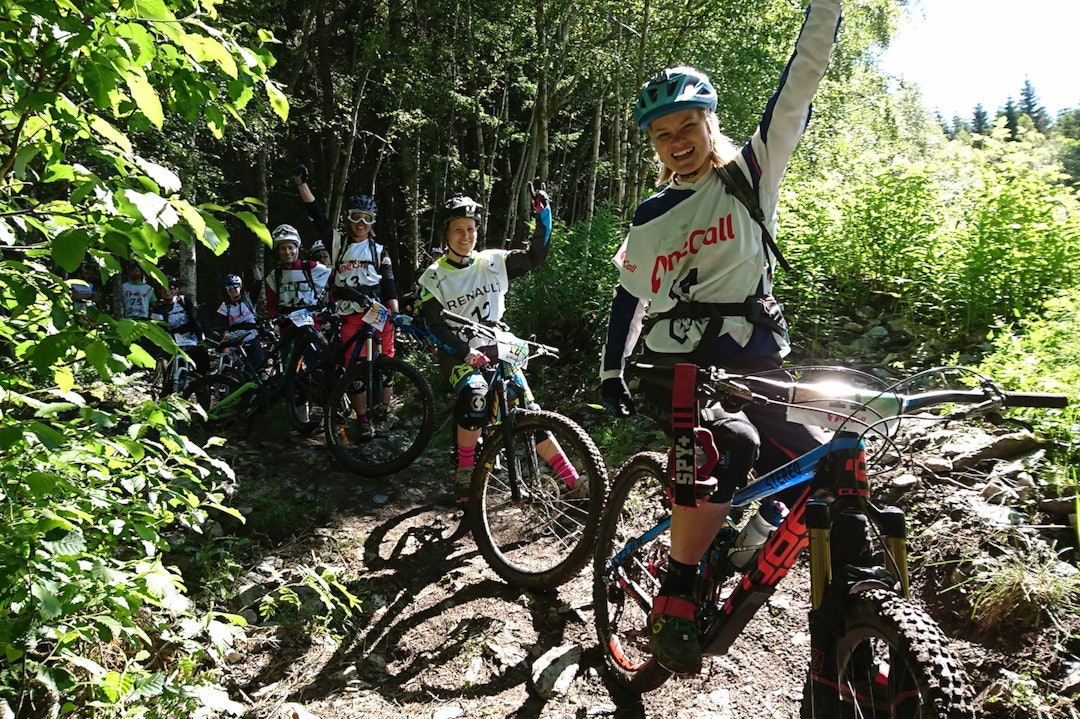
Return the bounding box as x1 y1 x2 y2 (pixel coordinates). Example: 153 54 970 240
592 451 674 691
179 374 244 438
469 410 606 589
803 587 976 718
324 355 436 476
285 331 326 435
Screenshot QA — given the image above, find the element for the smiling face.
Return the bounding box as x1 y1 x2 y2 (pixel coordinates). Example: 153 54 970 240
648 108 713 179
348 219 372 242
276 241 299 265
445 217 478 258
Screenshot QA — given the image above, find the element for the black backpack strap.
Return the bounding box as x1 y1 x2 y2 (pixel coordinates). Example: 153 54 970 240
715 161 792 273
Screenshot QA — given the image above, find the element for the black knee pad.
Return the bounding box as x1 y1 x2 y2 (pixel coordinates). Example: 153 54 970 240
454 373 490 430
705 407 761 503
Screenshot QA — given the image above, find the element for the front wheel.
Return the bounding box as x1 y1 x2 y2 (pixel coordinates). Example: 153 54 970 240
592 451 674 692
469 410 606 590
803 587 976 718
324 355 436 476
284 331 326 434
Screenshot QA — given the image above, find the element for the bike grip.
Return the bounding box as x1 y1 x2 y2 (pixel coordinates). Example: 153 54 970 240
1002 392 1069 409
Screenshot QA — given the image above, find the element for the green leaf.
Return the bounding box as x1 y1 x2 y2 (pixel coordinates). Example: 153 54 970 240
0 426 23 451
41 527 87 558
84 340 113 380
233 211 270 246
200 213 230 255
134 157 181 193
264 80 289 121
173 200 207 245
27 421 66 449
32 333 73 373
80 61 119 110
205 105 226 139
87 113 131 154
124 68 164 129
25 471 62 496
30 580 64 620
133 0 177 22
52 227 93 272
181 33 238 79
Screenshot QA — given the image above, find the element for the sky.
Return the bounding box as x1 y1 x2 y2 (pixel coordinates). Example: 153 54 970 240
878 0 1080 121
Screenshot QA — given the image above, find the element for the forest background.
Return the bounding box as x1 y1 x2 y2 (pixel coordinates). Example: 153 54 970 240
3 0 1080 716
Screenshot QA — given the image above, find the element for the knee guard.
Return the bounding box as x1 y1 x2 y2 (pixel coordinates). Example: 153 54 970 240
454 371 490 430
704 406 761 503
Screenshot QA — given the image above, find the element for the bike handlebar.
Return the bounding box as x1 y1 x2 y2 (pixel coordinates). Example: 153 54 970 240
440 310 559 359
632 361 1069 435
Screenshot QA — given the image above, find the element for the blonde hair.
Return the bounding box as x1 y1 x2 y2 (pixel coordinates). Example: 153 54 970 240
651 109 739 185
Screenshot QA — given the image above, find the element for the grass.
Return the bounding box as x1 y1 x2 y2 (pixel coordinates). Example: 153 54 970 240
963 542 1080 635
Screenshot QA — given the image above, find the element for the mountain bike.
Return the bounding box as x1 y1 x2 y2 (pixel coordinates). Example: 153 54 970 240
148 348 198 400
322 298 437 476
441 311 607 589
593 361 1068 717
181 309 327 437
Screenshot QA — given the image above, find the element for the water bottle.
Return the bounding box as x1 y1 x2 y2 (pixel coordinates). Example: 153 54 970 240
727 500 788 569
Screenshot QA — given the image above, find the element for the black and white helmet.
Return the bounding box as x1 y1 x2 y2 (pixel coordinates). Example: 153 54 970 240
441 194 482 231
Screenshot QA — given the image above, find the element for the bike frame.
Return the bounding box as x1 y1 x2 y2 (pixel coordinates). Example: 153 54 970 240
483 358 536 504
203 323 319 423
602 361 1073 711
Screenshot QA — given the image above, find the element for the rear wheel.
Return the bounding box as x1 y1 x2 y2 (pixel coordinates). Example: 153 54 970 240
803 587 976 718
179 374 244 438
593 451 674 692
324 355 436 476
469 410 606 589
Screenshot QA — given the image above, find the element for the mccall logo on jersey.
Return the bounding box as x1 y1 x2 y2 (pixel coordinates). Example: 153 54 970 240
651 212 735 293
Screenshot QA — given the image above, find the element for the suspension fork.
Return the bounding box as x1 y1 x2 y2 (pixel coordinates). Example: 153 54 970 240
495 374 528 504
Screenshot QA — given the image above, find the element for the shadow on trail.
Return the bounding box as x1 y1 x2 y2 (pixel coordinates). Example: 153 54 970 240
266 499 648 716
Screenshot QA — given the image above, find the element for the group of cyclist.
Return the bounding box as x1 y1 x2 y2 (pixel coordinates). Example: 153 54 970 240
131 0 839 679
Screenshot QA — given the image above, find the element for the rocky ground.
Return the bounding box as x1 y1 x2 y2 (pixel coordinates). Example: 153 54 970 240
198 394 1080 719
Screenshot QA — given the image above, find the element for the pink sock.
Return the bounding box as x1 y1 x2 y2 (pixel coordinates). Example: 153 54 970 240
548 453 580 488
457 443 476 469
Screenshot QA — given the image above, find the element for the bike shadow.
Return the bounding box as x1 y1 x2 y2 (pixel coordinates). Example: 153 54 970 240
246 499 638 715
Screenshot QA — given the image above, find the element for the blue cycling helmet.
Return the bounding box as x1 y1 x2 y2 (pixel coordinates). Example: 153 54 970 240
224 273 242 289
347 195 378 215
634 66 718 131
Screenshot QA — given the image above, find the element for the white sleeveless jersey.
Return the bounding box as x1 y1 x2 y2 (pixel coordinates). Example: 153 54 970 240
153 297 199 347
217 300 258 342
333 239 387 316
268 263 330 310
418 251 510 347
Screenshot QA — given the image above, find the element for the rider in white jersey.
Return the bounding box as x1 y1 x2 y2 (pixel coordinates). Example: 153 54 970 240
217 273 265 370
418 189 582 503
598 0 843 675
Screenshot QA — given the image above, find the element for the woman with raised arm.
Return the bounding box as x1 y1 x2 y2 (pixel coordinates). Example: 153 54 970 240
417 188 581 504
597 0 843 675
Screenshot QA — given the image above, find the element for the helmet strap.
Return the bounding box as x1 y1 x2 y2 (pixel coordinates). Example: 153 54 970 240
445 245 471 265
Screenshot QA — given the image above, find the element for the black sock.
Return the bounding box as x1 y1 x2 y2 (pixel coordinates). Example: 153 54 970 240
659 558 698 597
